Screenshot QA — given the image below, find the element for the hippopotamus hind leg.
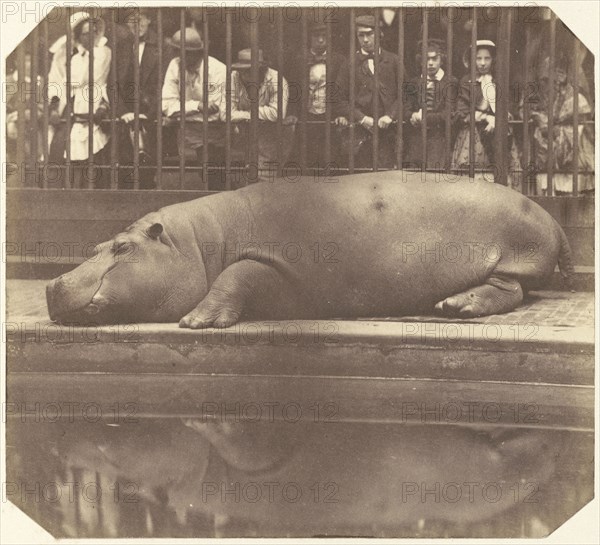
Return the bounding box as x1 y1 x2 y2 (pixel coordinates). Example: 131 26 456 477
434 275 523 317
179 260 298 328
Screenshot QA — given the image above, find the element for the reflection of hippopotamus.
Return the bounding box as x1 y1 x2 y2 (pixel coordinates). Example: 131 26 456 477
59 421 560 537
47 172 573 325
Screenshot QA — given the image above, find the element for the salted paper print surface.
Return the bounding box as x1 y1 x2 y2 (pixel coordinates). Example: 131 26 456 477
1 1 597 542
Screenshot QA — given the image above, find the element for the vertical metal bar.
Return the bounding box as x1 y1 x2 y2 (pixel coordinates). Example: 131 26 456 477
396 8 404 169
444 7 453 172
521 22 530 194
225 10 232 190
420 9 428 171
30 27 39 181
494 8 511 186
571 38 579 196
300 12 308 171
276 10 283 178
348 9 355 174
87 21 95 189
202 11 209 189
372 7 380 172
65 7 72 188
249 10 259 178
16 43 26 186
547 12 556 195
42 18 49 184
468 7 477 179
133 13 140 189
95 472 104 534
179 9 186 188
110 9 118 188
324 14 332 173
156 8 163 189
73 470 82 531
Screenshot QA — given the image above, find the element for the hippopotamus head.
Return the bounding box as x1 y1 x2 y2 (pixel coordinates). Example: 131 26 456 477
46 213 206 324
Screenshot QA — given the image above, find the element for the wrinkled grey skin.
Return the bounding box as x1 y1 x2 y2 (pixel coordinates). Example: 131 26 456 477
47 172 573 326
46 172 573 533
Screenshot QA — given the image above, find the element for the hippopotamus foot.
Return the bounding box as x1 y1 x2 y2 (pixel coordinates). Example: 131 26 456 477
434 275 524 317
182 419 299 472
179 260 297 329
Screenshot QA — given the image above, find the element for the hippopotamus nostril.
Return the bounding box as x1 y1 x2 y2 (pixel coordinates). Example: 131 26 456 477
86 304 100 315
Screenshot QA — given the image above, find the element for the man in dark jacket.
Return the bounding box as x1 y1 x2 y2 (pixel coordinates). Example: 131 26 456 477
289 21 346 170
334 15 401 169
403 39 459 170
116 8 171 188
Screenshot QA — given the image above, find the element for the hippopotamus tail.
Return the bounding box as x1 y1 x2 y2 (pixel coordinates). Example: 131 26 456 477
556 221 575 290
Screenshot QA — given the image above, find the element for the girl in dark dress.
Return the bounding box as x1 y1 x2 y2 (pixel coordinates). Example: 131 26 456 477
451 39 521 185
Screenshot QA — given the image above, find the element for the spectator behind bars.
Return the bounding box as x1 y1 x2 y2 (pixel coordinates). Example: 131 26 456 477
116 8 171 189
404 39 458 171
162 27 227 186
451 39 521 185
6 54 44 167
288 21 345 170
527 53 595 195
334 15 401 169
47 12 111 187
229 48 294 182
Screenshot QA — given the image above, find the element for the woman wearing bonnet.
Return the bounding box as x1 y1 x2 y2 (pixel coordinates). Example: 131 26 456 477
451 39 521 186
47 11 112 186
527 52 595 195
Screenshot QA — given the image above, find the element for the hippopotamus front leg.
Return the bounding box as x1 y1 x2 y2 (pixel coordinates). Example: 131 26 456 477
179 260 299 328
434 275 524 318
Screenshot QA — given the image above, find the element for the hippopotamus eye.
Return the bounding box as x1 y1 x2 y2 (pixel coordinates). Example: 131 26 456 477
112 241 130 255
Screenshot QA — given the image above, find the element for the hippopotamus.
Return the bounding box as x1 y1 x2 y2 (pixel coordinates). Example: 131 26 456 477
42 172 572 536
46 172 573 326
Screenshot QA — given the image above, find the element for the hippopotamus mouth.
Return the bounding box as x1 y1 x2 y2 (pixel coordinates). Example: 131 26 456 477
46 263 122 325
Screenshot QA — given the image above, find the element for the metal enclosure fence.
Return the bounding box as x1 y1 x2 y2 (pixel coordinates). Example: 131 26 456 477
5 6 595 194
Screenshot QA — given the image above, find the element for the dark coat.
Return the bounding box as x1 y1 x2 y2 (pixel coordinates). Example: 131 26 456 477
334 49 403 122
403 72 459 168
453 73 497 163
112 27 172 119
455 73 494 121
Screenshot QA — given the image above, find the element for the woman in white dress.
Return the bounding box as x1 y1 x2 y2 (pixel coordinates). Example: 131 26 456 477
47 11 112 187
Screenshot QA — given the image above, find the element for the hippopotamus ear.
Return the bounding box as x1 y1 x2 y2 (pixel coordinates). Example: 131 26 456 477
147 223 163 239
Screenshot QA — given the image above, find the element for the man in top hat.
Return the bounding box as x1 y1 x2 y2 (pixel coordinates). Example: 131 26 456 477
288 21 346 170
334 14 402 169
162 26 227 187
116 8 173 188
228 48 293 182
403 38 459 170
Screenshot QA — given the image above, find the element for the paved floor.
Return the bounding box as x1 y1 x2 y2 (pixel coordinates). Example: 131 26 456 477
7 279 594 329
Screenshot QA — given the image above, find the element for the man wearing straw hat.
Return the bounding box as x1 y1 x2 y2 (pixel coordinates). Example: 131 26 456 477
162 26 227 187
334 14 401 169
229 48 293 182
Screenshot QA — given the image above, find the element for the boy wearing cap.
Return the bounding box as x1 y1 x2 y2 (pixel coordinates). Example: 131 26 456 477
162 27 227 185
334 14 402 169
229 48 293 181
404 39 458 170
